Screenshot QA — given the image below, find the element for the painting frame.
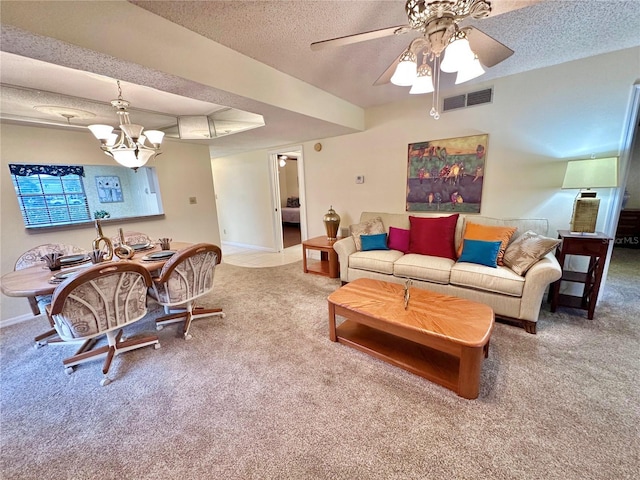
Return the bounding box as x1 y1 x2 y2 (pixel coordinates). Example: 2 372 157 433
95 175 124 203
406 134 488 213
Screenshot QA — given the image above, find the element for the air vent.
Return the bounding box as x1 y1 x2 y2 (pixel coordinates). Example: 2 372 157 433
443 87 493 112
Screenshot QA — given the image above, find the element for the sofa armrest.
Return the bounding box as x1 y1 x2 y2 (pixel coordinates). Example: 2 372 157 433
517 252 563 322
333 237 356 282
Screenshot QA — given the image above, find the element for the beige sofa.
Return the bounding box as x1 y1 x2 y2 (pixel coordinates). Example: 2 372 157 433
333 212 562 334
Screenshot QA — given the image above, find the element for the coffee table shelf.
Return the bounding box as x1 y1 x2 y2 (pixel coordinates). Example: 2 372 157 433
336 321 459 391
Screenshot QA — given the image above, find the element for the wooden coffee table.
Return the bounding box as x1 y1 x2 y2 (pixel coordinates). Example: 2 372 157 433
327 278 494 399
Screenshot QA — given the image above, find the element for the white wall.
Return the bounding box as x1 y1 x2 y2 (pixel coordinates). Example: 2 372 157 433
1 123 220 321
211 48 639 250
211 150 276 249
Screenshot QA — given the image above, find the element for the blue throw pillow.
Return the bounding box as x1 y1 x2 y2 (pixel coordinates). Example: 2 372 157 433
360 233 390 251
458 239 501 268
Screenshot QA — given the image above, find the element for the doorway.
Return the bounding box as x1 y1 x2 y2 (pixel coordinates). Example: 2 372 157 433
270 146 307 252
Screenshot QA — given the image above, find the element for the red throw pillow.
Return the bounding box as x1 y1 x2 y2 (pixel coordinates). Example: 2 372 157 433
408 214 459 260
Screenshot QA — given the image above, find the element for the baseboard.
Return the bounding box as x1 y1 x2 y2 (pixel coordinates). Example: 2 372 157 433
222 241 275 252
0 312 38 329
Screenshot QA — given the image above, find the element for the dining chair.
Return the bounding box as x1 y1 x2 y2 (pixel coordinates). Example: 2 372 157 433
47 262 160 386
148 243 225 340
110 231 153 248
15 243 87 345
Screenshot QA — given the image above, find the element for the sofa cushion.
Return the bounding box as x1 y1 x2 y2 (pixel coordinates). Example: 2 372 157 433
361 233 389 251
408 214 459 260
349 249 404 275
450 262 525 297
503 230 561 275
350 216 385 251
388 226 410 253
457 221 517 265
458 239 502 268
394 254 454 284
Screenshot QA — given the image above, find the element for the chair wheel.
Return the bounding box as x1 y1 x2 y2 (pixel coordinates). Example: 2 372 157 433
154 343 161 349
34 341 47 349
184 333 192 340
220 313 226 319
100 377 111 387
156 325 164 331
65 366 74 375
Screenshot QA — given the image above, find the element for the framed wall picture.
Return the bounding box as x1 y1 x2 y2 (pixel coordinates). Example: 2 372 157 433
95 175 124 203
406 134 488 213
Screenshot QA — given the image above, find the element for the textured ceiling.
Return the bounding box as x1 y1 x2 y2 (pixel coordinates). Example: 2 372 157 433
1 0 639 157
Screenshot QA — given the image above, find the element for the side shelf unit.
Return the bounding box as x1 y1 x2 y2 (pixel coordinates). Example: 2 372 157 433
548 230 612 320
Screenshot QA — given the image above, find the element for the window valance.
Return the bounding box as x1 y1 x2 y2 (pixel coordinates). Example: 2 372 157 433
9 164 85 177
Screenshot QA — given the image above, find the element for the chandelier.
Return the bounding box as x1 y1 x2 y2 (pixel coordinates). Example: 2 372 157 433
88 81 165 171
390 0 491 119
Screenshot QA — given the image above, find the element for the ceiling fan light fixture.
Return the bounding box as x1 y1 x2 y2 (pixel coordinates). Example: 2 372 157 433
390 49 418 86
409 63 434 94
440 37 475 73
455 56 485 84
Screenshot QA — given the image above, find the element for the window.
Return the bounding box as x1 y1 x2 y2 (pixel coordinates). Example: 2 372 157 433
10 164 91 227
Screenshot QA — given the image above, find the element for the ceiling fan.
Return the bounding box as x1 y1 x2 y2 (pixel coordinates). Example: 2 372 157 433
311 0 526 119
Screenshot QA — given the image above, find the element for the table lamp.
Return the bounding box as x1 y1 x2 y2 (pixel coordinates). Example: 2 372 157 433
562 157 618 233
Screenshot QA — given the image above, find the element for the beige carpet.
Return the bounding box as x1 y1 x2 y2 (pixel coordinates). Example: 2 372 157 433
1 249 638 479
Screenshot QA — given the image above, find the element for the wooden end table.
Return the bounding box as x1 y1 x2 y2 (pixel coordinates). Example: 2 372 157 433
328 278 494 399
302 236 340 278
548 230 612 319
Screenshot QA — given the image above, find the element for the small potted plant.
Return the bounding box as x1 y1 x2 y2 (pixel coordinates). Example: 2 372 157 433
94 210 111 219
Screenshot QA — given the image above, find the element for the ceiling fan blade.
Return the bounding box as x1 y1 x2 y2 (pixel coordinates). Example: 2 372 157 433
311 25 411 51
373 50 404 86
489 0 543 17
466 27 514 68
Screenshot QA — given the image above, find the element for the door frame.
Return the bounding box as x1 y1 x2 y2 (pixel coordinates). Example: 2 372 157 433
268 145 307 252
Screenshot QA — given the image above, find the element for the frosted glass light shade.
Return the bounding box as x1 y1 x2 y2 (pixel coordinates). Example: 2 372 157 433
441 38 474 73
390 55 417 86
144 130 165 145
112 148 154 170
455 58 485 84
562 157 619 189
120 123 144 141
409 72 434 94
88 124 114 140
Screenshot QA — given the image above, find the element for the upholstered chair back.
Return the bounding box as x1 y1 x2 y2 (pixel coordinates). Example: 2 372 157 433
49 263 152 341
151 243 221 307
15 243 86 271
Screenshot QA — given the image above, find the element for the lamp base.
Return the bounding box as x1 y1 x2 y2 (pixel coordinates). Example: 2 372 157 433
570 194 599 233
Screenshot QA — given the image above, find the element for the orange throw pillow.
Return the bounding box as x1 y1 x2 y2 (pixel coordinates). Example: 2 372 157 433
457 222 517 265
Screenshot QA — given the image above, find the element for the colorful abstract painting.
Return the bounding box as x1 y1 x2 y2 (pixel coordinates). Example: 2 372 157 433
406 134 488 213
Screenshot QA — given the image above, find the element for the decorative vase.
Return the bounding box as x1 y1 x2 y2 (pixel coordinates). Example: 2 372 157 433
92 219 114 261
114 228 135 260
323 206 340 241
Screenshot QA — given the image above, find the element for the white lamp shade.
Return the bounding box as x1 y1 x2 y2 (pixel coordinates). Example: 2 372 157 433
112 148 154 169
391 59 417 86
88 124 114 140
120 123 144 141
144 130 165 145
106 133 118 147
562 157 619 189
455 58 485 84
441 38 475 73
409 73 434 94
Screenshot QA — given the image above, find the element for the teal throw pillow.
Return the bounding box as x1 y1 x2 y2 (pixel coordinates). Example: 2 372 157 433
458 239 502 268
360 233 389 251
